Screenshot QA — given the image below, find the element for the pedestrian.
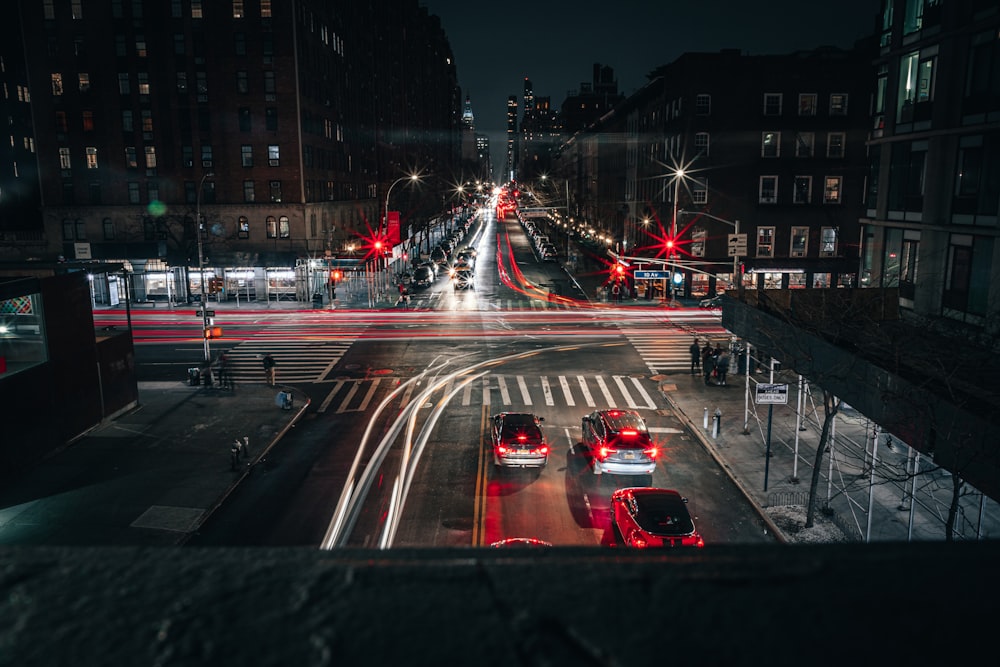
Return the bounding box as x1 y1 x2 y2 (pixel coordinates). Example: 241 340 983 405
217 351 231 390
689 337 701 375
230 441 241 471
611 282 621 303
262 353 277 386
703 350 716 386
716 349 730 385
713 344 723 378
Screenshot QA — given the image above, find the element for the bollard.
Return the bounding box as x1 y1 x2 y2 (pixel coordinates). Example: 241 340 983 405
703 407 709 429
712 408 721 438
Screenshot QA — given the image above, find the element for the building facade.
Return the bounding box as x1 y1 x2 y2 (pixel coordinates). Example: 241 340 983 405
13 0 460 304
863 0 1000 337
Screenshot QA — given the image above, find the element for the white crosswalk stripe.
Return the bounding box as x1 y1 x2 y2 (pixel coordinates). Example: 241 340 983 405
223 339 356 384
315 373 664 415
620 328 730 376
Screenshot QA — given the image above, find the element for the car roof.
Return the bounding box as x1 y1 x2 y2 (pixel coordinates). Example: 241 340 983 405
597 409 646 432
628 489 694 535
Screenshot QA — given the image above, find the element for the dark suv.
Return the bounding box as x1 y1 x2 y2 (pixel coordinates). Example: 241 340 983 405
581 409 658 476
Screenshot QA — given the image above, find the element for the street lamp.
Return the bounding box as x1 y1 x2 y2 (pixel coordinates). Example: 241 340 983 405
381 174 419 294
196 171 214 362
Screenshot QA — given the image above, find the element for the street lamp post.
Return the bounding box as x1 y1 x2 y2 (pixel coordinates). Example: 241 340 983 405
381 174 419 296
196 172 214 362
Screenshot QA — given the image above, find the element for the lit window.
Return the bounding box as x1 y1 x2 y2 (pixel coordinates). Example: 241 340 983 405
820 227 838 256
135 36 146 57
790 227 808 257
269 180 282 202
266 215 277 238
145 146 157 168
241 144 253 167
192 1 203 19
238 216 250 238
756 227 775 258
138 72 150 95
201 145 213 168
268 144 280 166
78 73 90 92
824 176 842 204
233 0 244 18
829 93 848 115
759 176 778 204
82 111 94 132
58 147 71 170
125 146 137 169
260 0 271 17
51 73 63 96
761 132 780 158
279 216 290 238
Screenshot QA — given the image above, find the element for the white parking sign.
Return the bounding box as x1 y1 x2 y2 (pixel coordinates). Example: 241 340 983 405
755 383 788 404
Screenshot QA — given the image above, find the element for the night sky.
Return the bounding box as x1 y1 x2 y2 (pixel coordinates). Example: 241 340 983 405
422 0 881 176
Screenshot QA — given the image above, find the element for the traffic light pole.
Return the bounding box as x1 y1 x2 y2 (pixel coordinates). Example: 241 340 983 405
196 172 214 362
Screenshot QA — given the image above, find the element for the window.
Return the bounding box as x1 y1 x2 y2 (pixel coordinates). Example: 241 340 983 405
71 0 82 19
695 132 710 156
888 140 927 211
141 110 153 133
827 132 845 158
103 218 116 240
196 72 208 102
690 227 706 257
82 111 94 132
177 72 188 93
44 0 55 19
791 227 809 257
954 135 1000 218
759 176 778 204
278 216 290 238
793 176 812 204
86 147 98 169
823 177 842 204
260 0 271 17
174 34 186 55
265 108 278 131
820 227 838 256
55 112 68 133
182 146 193 168
266 215 277 238
829 94 848 115
763 93 782 116
695 94 711 115
798 93 817 116
756 227 775 257
145 146 157 168
268 144 280 166
74 219 86 240
761 132 780 158
58 147 71 170
269 180 282 202
147 181 159 203
116 35 127 56
237 71 249 94
138 73 150 95
943 234 990 316
692 178 708 204
78 73 90 92
238 216 250 238
264 72 276 100
239 107 251 131
128 182 141 204
121 110 133 132
118 73 130 95
233 0 244 18
243 180 255 202
795 132 814 158
241 144 253 167
125 146 137 169
897 51 927 123
192 1 203 19
51 73 63 96
235 33 246 56
135 35 146 58
201 145 213 167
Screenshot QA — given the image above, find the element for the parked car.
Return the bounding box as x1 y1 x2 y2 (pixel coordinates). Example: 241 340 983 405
581 409 658 476
699 294 723 308
540 243 559 261
491 412 549 468
430 246 449 267
610 487 704 548
411 264 435 288
451 266 475 290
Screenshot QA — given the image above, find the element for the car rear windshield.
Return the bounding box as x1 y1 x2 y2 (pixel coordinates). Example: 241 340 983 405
634 495 694 535
502 416 542 442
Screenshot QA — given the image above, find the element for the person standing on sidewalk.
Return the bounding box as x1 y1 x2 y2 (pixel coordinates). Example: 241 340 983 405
689 337 701 375
716 348 730 385
217 351 231 390
262 353 277 386
703 349 716 386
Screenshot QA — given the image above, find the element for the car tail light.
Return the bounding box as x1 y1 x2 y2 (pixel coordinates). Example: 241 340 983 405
496 444 510 456
644 446 658 459
538 445 549 455
517 435 527 441
620 429 638 436
630 532 648 548
597 446 616 461
682 534 705 548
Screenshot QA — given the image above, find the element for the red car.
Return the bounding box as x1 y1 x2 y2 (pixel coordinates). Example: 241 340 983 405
611 487 704 548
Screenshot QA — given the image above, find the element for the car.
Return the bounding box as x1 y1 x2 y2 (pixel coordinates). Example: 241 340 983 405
581 409 658 476
451 266 475 290
417 260 439 278
455 251 476 269
411 264 435 288
491 412 549 468
430 246 448 266
610 487 704 548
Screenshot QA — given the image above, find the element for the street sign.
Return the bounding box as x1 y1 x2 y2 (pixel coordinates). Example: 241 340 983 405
198 310 216 318
633 270 670 280
728 233 748 257
755 383 789 404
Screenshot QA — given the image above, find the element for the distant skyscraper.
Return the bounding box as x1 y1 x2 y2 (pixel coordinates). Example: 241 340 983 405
523 77 535 115
506 95 518 182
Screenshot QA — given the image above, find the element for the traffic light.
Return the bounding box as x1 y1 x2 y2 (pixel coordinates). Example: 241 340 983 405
614 263 625 279
204 326 223 339
665 238 675 255
673 271 684 285
330 269 342 285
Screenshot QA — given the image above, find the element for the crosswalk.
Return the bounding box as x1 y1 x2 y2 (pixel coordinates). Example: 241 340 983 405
316 373 662 415
223 339 355 384
620 328 731 376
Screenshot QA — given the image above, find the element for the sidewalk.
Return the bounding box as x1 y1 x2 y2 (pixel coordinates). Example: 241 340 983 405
0 381 309 546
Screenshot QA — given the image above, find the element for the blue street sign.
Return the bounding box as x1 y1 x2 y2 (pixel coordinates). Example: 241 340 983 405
633 270 670 280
